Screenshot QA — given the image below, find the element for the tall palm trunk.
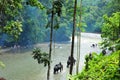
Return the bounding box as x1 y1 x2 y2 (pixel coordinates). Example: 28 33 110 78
76 0 82 74
47 5 54 80
69 0 77 75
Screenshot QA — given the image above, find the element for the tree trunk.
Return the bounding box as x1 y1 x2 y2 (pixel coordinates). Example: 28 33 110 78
69 0 77 75
47 6 54 80
76 0 82 74
118 13 120 74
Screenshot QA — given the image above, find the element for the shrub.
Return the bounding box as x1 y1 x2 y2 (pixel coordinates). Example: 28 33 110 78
70 50 120 80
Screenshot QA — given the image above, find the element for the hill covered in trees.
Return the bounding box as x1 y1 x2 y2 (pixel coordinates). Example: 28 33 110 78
0 0 118 47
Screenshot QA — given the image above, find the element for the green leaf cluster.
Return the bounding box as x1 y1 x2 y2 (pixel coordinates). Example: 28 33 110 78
0 0 24 42
32 48 49 67
101 12 120 50
46 0 63 30
70 51 120 80
26 0 44 9
3 20 23 40
0 0 23 18
0 61 5 68
102 12 120 41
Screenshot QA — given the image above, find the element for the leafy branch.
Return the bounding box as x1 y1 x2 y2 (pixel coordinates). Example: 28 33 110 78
32 48 49 67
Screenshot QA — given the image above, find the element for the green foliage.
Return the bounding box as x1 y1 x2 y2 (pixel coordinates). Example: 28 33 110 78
0 61 5 68
81 0 120 33
46 0 63 16
3 20 23 40
46 0 63 30
44 0 72 42
0 0 45 44
102 12 120 40
0 0 23 17
53 0 63 17
76 21 87 32
107 0 120 16
84 53 93 70
2 0 119 47
81 0 108 32
101 12 120 50
115 39 120 50
26 0 44 9
0 0 23 42
2 0 71 46
17 4 48 45
70 51 120 80
32 48 49 67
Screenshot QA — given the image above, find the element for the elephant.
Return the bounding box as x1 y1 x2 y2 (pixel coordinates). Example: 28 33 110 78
54 62 63 74
67 56 76 68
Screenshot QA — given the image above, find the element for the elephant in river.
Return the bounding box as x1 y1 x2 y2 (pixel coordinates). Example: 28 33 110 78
67 56 76 68
54 62 63 74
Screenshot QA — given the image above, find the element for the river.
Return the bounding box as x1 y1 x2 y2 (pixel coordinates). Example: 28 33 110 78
0 33 102 80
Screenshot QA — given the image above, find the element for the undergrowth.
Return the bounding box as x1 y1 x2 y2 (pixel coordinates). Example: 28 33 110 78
70 50 120 80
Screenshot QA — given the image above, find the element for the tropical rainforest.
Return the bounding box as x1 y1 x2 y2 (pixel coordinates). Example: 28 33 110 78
0 0 119 47
0 0 120 80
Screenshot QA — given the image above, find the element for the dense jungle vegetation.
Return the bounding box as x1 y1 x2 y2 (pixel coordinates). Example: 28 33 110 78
70 50 120 80
0 0 119 47
0 0 120 80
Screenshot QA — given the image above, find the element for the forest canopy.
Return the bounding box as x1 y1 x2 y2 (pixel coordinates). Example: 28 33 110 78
0 0 119 47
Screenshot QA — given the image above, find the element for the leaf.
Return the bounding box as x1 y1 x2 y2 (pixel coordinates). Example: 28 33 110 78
0 61 5 68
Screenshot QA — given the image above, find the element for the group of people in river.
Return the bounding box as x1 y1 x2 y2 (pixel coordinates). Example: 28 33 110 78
53 56 76 74
91 43 116 56
91 43 97 48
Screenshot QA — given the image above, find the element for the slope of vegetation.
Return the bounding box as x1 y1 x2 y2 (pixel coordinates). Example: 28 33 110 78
70 0 120 79
70 3 120 77
70 50 120 80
